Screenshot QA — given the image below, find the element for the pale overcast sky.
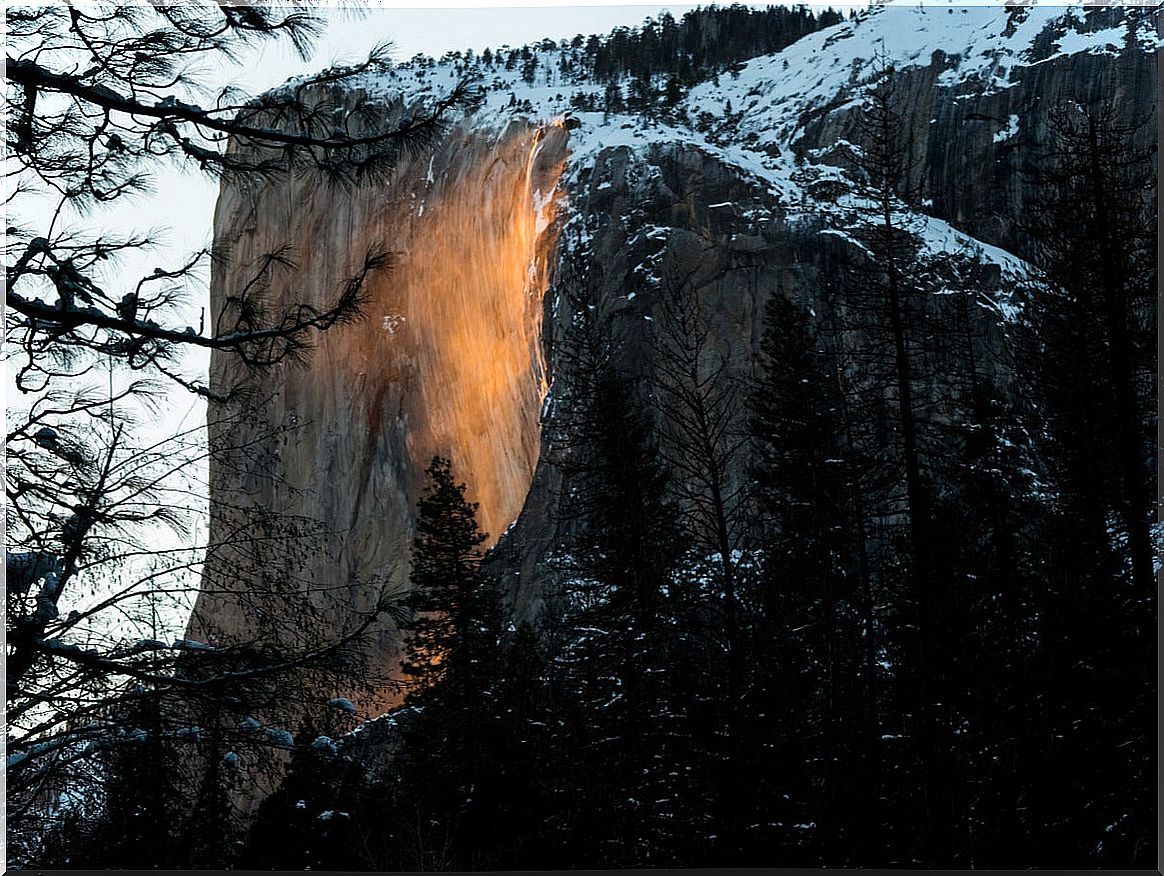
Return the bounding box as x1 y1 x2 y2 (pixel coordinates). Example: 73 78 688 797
258 2 864 85
254 6 709 86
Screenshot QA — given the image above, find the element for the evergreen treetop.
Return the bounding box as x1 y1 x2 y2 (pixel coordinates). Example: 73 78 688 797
400 456 489 699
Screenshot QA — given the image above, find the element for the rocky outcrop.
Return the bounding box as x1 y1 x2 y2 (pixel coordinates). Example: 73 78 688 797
794 33 1157 254
488 12 1157 616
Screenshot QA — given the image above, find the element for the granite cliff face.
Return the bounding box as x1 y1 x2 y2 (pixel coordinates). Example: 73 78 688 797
190 4 1156 711
189 110 567 709
781 9 1158 252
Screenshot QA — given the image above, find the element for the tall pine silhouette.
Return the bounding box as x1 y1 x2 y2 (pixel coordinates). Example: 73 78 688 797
397 456 500 868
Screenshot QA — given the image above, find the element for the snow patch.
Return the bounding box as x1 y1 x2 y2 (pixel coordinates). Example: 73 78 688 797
992 113 1020 144
263 727 295 748
312 735 339 755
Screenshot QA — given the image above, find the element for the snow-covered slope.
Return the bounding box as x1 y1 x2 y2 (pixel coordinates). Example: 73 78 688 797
316 2 1153 285
687 3 1158 155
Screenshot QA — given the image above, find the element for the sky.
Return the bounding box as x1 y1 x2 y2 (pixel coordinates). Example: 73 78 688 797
258 6 712 82
253 2 866 89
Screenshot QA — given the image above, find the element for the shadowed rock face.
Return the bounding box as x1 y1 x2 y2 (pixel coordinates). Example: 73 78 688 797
791 47 1158 255
489 138 839 620
488 42 1157 619
189 113 567 713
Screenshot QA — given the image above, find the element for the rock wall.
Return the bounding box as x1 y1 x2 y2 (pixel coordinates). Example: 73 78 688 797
490 39 1156 619
792 20 1158 254
188 102 567 712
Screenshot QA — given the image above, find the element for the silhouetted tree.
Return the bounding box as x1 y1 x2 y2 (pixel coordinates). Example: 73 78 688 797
242 720 349 870
5 6 472 863
747 291 868 864
84 691 187 869
540 261 693 866
396 455 500 868
400 456 494 700
653 264 753 862
1015 100 1157 867
844 60 954 866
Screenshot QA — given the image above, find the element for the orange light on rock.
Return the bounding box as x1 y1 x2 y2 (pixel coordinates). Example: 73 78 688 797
350 122 568 544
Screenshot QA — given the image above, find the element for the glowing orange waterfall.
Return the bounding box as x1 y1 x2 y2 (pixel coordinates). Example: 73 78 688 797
184 118 569 809
345 122 568 542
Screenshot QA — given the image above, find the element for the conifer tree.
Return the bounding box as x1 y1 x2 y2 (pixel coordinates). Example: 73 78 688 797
1016 100 1157 867
487 621 554 868
400 456 490 699
651 263 756 862
747 292 866 864
543 269 690 866
395 455 500 868
844 60 955 865
558 378 676 863
241 719 342 870
916 259 1049 865
86 692 187 869
184 726 240 869
1022 102 1156 597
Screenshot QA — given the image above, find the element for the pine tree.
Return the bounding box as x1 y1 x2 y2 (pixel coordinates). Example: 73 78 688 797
241 719 344 870
400 456 490 699
542 274 690 866
1022 101 1156 598
646 263 764 863
395 455 501 868
184 726 240 869
487 621 554 868
747 291 869 864
1017 100 1157 867
556 367 682 865
843 60 955 865
87 692 187 868
917 258 1048 866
